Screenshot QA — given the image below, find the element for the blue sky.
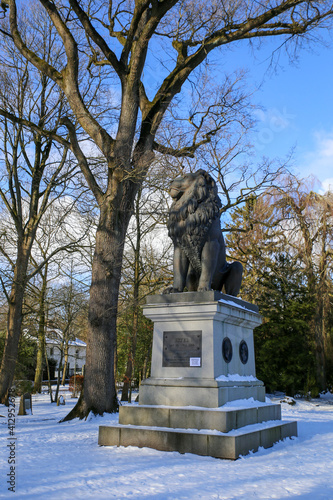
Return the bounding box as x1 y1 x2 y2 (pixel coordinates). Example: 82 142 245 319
144 28 333 194
229 33 333 192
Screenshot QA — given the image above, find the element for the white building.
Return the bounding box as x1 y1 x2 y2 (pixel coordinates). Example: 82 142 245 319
45 329 86 377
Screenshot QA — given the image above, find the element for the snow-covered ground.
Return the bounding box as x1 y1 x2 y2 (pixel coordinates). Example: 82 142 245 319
1 390 333 499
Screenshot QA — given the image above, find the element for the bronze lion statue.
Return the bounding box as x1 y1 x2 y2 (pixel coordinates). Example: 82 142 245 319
164 169 242 296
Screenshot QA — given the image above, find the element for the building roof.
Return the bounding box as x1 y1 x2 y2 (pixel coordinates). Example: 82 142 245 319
24 328 86 348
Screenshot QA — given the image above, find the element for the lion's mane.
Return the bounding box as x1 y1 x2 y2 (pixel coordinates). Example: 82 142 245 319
167 170 221 274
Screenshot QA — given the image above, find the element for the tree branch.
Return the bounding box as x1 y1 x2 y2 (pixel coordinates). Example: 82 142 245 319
0 107 70 148
68 0 124 77
8 0 62 83
60 117 103 206
140 0 333 139
26 240 85 282
7 0 113 158
0 275 10 303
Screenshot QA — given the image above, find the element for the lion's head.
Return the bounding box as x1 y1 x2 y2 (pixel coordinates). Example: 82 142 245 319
167 169 221 273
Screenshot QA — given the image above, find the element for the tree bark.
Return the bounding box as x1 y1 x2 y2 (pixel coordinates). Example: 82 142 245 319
312 211 330 392
313 302 326 392
63 178 136 419
0 247 30 403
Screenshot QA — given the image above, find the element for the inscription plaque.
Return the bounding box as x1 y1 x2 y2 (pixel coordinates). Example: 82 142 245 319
163 331 202 367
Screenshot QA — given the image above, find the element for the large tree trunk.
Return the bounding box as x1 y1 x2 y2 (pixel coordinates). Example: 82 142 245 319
62 179 136 419
308 284 326 392
0 250 30 403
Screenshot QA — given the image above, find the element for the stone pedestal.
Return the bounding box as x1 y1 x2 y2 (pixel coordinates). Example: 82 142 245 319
99 292 297 459
139 291 264 407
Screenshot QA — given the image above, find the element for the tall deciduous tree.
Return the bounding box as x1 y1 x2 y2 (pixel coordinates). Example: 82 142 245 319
0 12 80 402
2 0 333 417
28 209 91 394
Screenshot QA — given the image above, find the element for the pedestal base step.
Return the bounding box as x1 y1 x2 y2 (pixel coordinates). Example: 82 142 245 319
98 403 297 460
98 420 297 460
119 403 281 433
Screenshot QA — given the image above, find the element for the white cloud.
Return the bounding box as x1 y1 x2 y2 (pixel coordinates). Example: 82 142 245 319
253 107 296 152
319 177 333 195
254 107 296 131
313 130 333 157
301 129 333 183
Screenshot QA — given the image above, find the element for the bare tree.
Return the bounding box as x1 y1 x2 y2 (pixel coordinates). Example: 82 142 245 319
0 3 105 402
0 21 80 402
29 203 92 393
31 262 49 394
49 264 89 402
2 0 333 417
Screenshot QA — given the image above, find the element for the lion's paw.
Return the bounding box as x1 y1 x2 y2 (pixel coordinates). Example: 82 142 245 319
198 286 212 292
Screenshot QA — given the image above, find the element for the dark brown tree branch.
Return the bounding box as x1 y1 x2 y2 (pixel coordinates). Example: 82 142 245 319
0 107 70 147
68 0 124 77
8 0 62 83
140 0 333 139
60 117 103 205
